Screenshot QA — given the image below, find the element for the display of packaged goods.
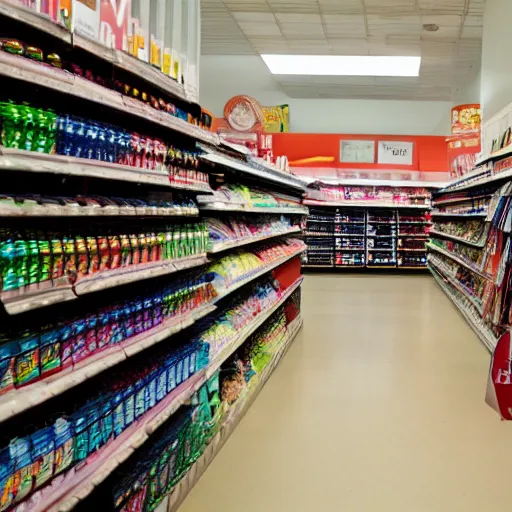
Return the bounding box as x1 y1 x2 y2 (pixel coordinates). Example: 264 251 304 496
197 184 305 212
0 101 210 189
207 216 299 251
431 219 488 245
0 193 199 217
305 184 432 207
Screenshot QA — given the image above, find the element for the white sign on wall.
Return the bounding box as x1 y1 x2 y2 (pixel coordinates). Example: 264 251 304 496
340 140 375 163
378 141 414 165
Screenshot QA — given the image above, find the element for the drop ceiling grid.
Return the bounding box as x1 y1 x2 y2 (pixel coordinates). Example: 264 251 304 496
201 0 484 100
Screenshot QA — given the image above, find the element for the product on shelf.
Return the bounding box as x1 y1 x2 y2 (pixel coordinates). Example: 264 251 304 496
198 184 303 211
431 219 488 245
0 222 209 295
0 101 210 189
207 216 298 249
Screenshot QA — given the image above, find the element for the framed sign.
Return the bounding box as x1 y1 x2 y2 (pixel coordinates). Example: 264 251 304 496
340 140 375 163
378 141 414 165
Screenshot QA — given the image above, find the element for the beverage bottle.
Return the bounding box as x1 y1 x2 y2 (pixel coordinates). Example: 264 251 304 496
172 227 181 259
129 233 140 265
109 235 121 269
119 234 130 267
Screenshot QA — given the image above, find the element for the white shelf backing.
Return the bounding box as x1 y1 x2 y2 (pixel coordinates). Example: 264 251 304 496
429 265 497 351
0 52 218 145
0 148 213 192
24 280 303 512
208 228 302 254
200 152 307 193
439 169 511 193
1 254 209 315
198 202 308 215
303 199 431 209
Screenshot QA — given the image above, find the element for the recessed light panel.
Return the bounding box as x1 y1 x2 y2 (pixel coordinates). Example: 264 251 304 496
261 55 421 77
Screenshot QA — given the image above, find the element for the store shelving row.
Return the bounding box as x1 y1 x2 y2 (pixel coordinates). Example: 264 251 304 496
19 277 303 512
162 313 303 512
304 206 431 269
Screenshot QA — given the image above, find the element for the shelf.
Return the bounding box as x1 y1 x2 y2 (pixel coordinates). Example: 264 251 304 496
0 199 199 218
213 247 306 302
397 248 427 252
307 220 365 225
367 221 396 225
0 0 72 43
428 257 484 315
305 233 364 238
366 234 396 238
310 178 447 188
429 265 497 351
398 233 429 238
433 194 491 206
475 145 512 167
24 279 303 512
398 221 432 225
208 228 302 254
368 249 396 252
425 242 492 281
303 199 430 209
397 266 427 269
0 303 216 424
0 148 213 192
366 265 397 269
429 229 486 248
200 152 307 193
439 169 512 194
165 315 303 512
0 52 217 145
431 211 488 218
198 202 308 215
334 248 365 252
73 34 191 104
303 264 334 268
0 254 209 315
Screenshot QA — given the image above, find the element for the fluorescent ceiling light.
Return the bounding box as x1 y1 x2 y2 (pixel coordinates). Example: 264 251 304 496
261 55 421 77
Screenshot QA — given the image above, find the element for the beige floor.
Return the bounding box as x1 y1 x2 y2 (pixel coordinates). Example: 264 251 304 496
179 274 512 512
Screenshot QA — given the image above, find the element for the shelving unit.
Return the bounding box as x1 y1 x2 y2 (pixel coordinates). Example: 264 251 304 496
0 9 307 512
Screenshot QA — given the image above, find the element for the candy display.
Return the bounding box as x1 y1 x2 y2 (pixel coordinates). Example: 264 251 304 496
0 222 209 294
207 239 305 291
0 334 208 510
305 184 432 207
0 101 210 189
0 273 216 394
304 207 430 269
0 39 61 67
198 183 304 211
207 216 298 250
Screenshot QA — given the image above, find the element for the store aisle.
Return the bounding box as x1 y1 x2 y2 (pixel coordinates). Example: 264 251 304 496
179 275 512 512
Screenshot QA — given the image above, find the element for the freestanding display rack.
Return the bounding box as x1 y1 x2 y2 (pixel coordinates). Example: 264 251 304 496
302 180 443 270
0 4 308 511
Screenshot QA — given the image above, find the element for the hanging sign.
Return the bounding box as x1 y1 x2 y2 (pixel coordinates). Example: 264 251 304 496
378 141 414 165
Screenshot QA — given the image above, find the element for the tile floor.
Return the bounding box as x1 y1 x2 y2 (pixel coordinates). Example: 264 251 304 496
178 274 512 512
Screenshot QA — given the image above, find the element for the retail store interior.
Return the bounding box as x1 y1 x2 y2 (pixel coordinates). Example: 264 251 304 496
0 0 511 511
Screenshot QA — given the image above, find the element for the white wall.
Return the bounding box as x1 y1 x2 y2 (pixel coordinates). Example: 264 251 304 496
481 0 512 120
200 55 453 135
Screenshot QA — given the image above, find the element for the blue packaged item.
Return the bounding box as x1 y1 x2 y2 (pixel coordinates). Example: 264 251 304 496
176 359 184 387
147 370 158 409
9 437 33 503
31 426 55 488
85 314 98 356
97 310 112 350
124 303 135 339
106 128 116 164
53 417 73 474
14 333 40 387
123 385 135 426
110 307 125 345
134 376 147 419
86 401 102 454
153 294 164 326
98 398 113 445
40 327 61 376
143 297 153 330
167 357 177 393
156 367 167 402
71 318 87 364
182 354 190 381
73 413 89 462
85 122 99 160
74 119 86 158
97 125 107 161
0 446 14 511
112 391 125 437
134 300 144 335
0 342 16 394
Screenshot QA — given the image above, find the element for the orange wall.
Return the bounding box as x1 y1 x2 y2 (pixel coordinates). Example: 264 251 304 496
272 133 448 172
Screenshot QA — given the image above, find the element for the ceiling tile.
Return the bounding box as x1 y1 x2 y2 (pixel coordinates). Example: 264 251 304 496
237 21 282 36
280 22 325 37
418 0 466 14
268 0 320 14
364 0 417 15
274 13 322 23
367 14 421 38
232 12 276 22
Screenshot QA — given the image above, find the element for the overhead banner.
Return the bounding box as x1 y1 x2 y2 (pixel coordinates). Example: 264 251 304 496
262 104 290 133
378 141 414 165
451 104 481 134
